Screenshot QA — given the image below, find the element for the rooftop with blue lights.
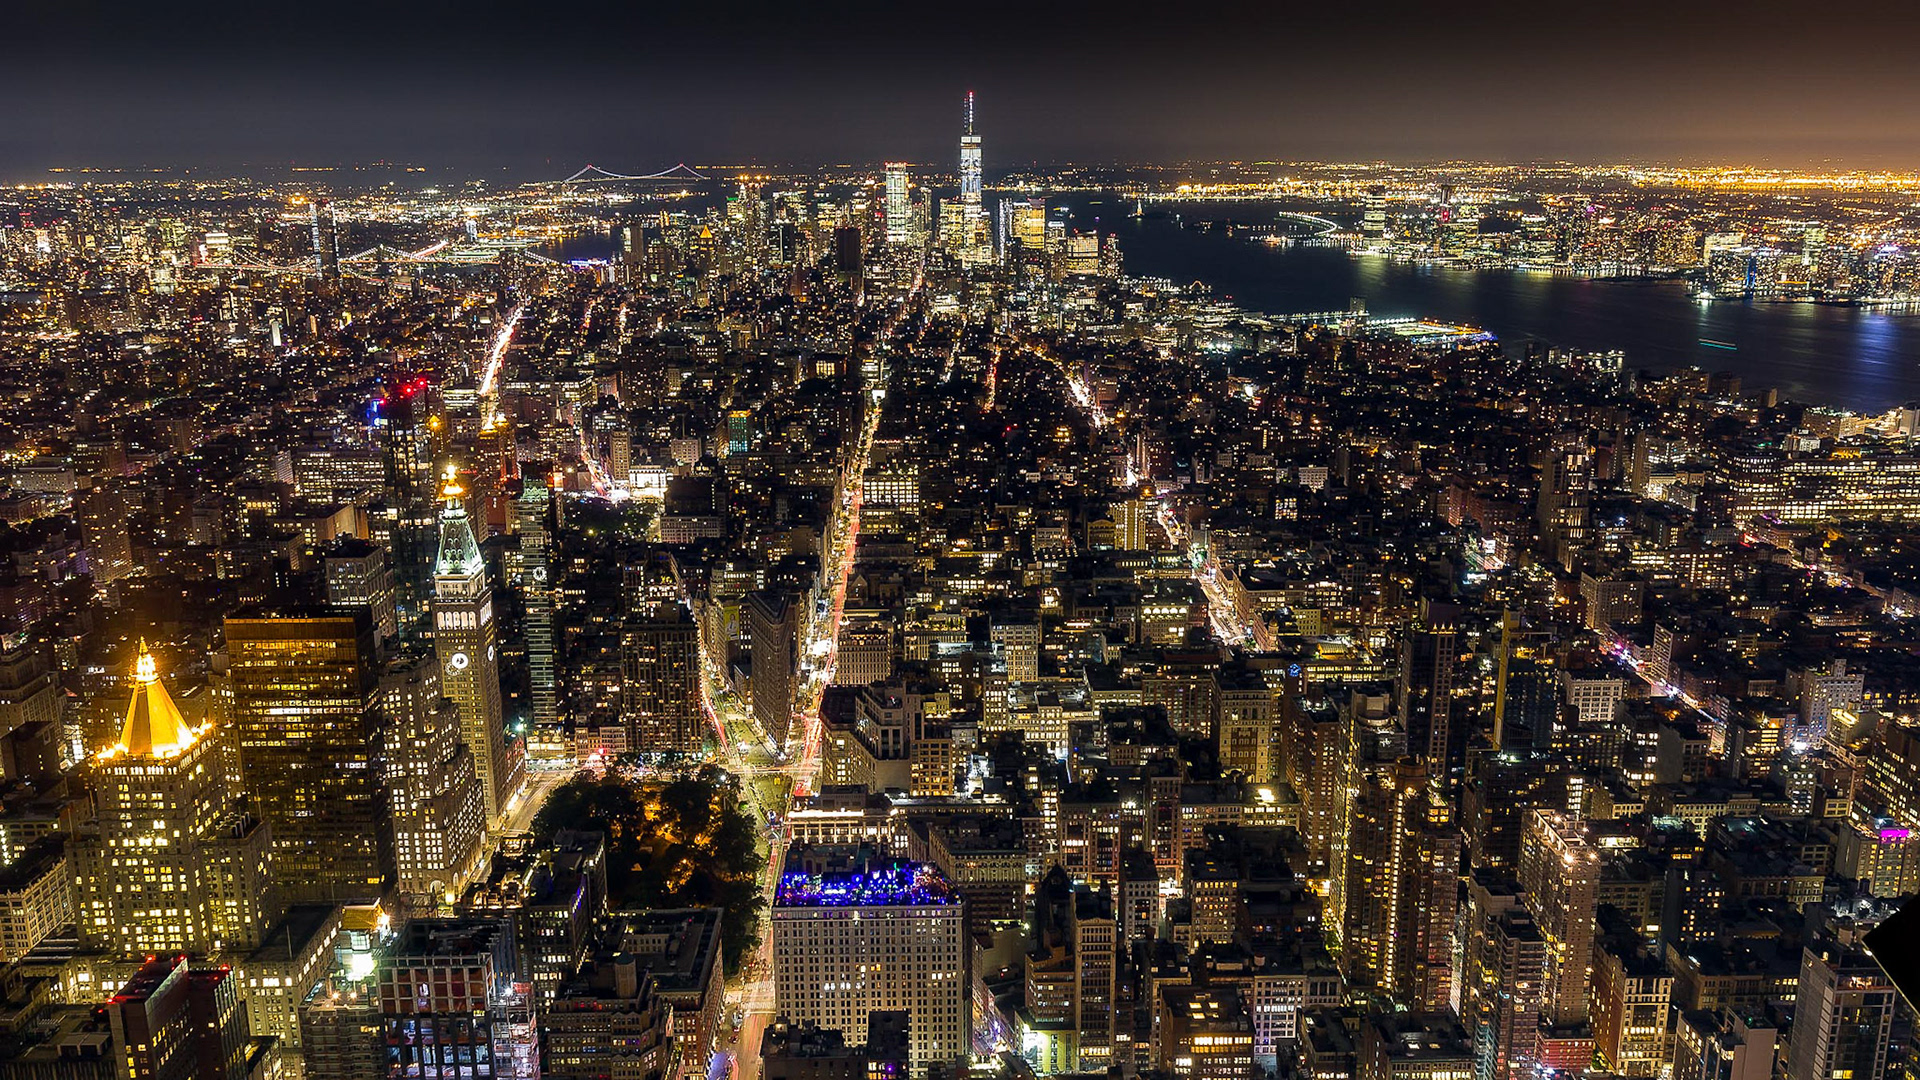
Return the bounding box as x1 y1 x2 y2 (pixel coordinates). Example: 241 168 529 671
774 850 958 908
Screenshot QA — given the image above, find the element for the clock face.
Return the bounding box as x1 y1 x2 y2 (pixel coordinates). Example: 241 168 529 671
449 651 471 672
487 644 496 663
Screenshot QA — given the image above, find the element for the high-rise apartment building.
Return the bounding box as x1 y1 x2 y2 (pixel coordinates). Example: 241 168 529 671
1460 878 1545 1080
771 848 969 1067
749 591 800 746
1675 1010 1774 1080
1785 941 1896 1080
226 611 394 903
72 644 274 956
381 653 487 905
434 475 520 827
1341 759 1458 1010
621 603 705 754
1397 599 1463 791
1517 809 1600 1028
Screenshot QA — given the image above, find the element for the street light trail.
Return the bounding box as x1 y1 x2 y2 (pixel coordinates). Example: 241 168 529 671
479 302 526 398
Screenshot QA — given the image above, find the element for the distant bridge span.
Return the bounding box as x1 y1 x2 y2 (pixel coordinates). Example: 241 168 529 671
545 163 709 184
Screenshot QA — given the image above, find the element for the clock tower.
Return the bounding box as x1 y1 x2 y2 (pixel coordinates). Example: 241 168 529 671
433 469 519 828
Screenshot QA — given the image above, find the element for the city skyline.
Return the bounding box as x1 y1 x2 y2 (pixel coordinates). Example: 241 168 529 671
1 18 1918 1080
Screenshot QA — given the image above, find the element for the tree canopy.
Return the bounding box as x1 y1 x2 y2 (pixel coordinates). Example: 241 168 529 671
533 764 766 974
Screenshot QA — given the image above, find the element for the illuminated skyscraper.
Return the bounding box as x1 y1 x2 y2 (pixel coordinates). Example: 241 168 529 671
1362 185 1387 243
311 198 340 280
227 611 394 904
1460 878 1545 1080
621 602 705 754
380 653 487 905
748 590 799 746
377 382 439 636
957 91 987 264
73 643 275 956
514 477 560 748
1785 940 1896 1080
959 91 982 209
771 848 969 1067
433 472 521 827
884 163 912 246
1398 598 1464 793
1340 760 1458 1010
324 539 399 646
1517 809 1600 1028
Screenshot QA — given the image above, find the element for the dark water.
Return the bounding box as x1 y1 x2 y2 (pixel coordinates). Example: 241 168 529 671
1071 199 1920 412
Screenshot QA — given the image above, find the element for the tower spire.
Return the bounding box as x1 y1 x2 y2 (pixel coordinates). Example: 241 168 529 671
113 638 198 759
435 464 483 578
965 90 974 137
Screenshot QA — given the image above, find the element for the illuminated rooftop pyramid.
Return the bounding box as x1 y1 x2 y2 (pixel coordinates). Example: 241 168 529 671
109 640 203 759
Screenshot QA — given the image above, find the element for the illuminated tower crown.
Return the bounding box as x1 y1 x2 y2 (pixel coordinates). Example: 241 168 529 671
109 640 201 759
435 467 483 578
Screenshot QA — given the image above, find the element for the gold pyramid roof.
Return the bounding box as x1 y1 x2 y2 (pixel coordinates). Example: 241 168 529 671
110 641 200 759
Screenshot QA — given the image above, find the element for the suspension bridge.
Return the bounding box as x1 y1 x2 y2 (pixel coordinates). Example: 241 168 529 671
539 163 710 185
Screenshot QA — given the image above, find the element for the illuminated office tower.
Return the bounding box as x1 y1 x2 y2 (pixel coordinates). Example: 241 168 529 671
884 164 912 246
227 611 394 903
959 91 982 208
434 473 520 827
73 643 274 956
377 383 439 636
1517 809 1599 1028
771 849 969 1067
1361 185 1387 242
957 91 987 264
748 591 799 746
1398 598 1464 792
1007 199 1047 253
621 602 705 754
311 198 340 279
514 478 560 746
1340 759 1458 1010
324 539 399 646
1785 940 1896 1080
380 654 487 906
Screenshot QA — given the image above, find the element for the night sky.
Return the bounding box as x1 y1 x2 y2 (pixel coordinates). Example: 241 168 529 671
7 0 1919 178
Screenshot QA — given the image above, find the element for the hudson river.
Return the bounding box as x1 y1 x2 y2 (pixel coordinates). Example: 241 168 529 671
1077 199 1920 412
